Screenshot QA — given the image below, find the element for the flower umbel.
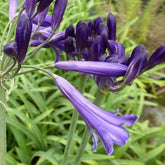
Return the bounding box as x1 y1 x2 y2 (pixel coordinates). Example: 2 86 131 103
55 76 138 155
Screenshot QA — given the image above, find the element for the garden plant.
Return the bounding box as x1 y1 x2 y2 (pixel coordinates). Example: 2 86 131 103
0 0 165 165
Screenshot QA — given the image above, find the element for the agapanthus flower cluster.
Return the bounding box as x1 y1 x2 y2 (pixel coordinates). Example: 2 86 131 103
4 0 67 65
2 0 164 157
55 13 165 91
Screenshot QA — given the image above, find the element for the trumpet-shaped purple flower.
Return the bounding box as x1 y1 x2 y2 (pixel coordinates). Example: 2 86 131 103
55 76 138 155
9 0 18 20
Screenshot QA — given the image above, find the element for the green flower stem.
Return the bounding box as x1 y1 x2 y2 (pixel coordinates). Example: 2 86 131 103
62 74 87 165
0 81 7 165
74 89 105 165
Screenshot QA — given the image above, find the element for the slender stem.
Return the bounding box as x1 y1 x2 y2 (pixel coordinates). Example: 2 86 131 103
74 89 105 165
20 65 56 78
0 81 7 165
62 74 87 165
2 58 16 77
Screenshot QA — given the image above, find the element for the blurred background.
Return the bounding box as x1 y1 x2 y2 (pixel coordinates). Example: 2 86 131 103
0 0 165 164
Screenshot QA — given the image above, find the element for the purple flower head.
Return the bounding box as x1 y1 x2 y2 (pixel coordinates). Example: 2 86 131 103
9 0 18 20
4 41 17 58
15 11 32 63
52 0 68 31
55 76 138 155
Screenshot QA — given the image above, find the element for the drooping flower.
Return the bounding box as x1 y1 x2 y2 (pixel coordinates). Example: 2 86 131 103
55 75 138 155
9 0 18 20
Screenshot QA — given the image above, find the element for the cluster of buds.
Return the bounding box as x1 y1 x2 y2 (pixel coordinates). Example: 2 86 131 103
55 13 165 91
1 0 165 156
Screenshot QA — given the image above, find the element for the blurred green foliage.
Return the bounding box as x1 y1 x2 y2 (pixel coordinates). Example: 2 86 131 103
0 0 164 164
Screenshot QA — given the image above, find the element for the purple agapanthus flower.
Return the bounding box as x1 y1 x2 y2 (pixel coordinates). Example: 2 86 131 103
55 75 138 155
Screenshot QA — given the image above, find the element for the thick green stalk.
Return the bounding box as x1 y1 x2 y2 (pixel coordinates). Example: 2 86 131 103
62 74 86 165
0 81 6 165
74 89 105 165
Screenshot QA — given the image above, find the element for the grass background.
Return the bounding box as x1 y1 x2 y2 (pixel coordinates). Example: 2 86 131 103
0 0 165 164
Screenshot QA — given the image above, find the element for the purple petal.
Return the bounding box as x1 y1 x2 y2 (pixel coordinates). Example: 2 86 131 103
145 45 165 70
9 0 18 20
52 0 68 31
107 13 116 40
55 76 138 155
55 61 127 76
15 12 32 63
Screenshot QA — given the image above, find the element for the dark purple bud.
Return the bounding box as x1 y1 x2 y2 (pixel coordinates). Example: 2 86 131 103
4 42 17 58
90 36 104 61
88 20 94 35
37 0 53 14
33 14 52 27
23 0 37 17
65 24 75 38
107 13 116 40
94 17 104 31
16 12 32 63
52 0 68 31
9 0 18 20
107 41 125 58
124 46 148 84
76 21 89 51
145 45 165 70
65 37 75 54
96 23 109 41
